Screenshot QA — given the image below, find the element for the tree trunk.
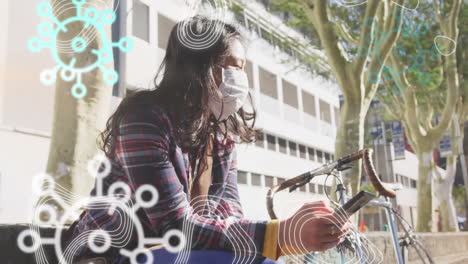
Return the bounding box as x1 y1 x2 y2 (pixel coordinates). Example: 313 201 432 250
434 156 459 232
45 0 114 207
415 150 435 232
335 94 366 196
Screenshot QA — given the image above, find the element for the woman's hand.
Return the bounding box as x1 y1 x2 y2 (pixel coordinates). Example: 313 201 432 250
278 200 352 254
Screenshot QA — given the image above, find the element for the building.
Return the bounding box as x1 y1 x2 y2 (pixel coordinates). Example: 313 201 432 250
0 0 424 226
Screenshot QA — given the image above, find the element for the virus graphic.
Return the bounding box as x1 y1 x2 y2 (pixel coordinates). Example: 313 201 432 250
28 0 133 99
358 7 440 95
17 154 185 264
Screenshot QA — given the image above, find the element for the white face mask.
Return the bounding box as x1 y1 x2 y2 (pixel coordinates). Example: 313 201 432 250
209 68 250 121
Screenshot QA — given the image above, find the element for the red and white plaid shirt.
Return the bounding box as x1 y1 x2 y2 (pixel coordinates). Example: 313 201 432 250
65 104 267 262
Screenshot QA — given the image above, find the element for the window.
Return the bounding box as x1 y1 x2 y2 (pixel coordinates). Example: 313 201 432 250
289 141 297 157
319 100 332 124
158 14 175 49
403 176 409 187
282 80 298 108
317 184 324 194
251 173 262 186
299 145 307 159
308 147 315 161
299 185 306 192
133 1 149 42
255 132 264 148
326 185 332 194
302 91 316 116
245 60 254 89
309 183 315 193
277 177 285 184
265 176 274 187
324 153 330 163
278 138 287 154
316 150 323 163
396 174 401 183
238 171 248 184
267 134 276 151
259 67 277 98
411 179 417 189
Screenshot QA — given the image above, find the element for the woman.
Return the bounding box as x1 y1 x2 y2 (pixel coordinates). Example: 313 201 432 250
65 16 350 264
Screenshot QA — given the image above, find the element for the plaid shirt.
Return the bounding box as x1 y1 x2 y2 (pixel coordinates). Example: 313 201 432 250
65 105 267 262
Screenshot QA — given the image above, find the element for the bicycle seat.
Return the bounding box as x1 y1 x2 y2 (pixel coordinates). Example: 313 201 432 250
381 182 403 191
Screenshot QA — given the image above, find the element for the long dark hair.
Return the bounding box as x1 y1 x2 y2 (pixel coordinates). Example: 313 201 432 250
99 16 257 156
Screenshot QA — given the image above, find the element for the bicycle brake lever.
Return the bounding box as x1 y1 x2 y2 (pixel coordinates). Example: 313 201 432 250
337 236 355 254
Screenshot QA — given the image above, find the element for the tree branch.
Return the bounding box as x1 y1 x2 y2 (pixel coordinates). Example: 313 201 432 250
425 105 435 131
402 87 425 141
427 0 462 141
364 0 405 97
402 119 420 154
375 92 401 120
432 0 443 26
334 20 359 45
302 0 352 92
386 49 426 141
448 0 462 38
354 0 381 73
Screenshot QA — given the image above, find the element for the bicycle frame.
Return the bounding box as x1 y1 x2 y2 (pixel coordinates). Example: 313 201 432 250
361 196 404 264
334 169 403 264
265 148 421 264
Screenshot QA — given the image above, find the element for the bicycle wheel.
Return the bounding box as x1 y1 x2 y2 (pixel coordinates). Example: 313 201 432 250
392 208 434 264
400 237 434 264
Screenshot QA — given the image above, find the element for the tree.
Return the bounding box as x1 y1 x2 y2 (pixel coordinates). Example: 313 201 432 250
377 0 464 231
270 0 406 196
454 1 468 230
43 0 116 209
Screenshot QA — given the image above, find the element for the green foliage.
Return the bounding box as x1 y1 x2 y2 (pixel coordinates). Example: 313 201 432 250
229 2 244 14
269 0 320 46
376 0 464 124
453 185 466 205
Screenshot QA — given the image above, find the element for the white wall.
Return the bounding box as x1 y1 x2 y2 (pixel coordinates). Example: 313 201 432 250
393 150 419 208
0 0 56 133
0 0 11 125
0 129 50 223
0 0 56 223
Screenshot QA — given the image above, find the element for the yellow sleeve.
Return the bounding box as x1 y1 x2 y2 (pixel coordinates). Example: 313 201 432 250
262 220 309 259
262 220 281 260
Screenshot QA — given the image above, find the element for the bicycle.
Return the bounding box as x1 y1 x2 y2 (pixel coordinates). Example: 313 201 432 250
266 148 434 264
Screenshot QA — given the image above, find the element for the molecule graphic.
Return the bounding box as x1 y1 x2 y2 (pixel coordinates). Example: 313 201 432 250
17 154 185 264
28 0 133 99
359 7 440 95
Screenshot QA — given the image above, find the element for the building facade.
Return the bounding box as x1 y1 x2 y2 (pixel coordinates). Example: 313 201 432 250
0 0 424 226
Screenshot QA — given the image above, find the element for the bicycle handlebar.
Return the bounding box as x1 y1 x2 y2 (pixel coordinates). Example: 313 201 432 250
266 148 396 220
361 148 396 198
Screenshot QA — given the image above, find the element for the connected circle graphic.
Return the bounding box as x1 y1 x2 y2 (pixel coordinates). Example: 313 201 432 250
28 0 133 99
17 154 185 264
360 7 440 95
177 0 229 51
